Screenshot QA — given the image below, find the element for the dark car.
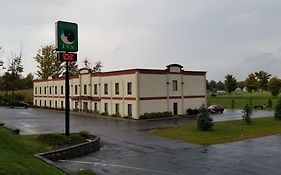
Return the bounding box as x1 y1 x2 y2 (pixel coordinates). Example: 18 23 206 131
208 105 224 113
8 100 29 108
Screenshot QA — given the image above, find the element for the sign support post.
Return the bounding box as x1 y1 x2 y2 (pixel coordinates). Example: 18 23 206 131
55 21 78 136
65 60 70 136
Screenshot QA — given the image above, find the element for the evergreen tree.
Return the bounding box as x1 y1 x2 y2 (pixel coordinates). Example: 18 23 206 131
197 104 214 131
268 98 273 110
274 98 281 120
242 104 252 124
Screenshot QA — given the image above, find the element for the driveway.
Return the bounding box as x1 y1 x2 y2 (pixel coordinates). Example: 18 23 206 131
0 107 279 175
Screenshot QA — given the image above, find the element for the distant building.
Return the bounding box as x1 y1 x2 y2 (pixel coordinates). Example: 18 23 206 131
33 64 207 119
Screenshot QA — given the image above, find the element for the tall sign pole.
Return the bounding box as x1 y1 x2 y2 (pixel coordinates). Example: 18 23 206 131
55 21 78 136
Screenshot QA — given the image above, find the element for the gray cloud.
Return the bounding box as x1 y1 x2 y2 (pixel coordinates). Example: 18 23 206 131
0 0 281 81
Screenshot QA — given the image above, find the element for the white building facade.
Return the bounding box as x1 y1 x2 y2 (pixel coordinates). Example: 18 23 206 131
33 64 207 119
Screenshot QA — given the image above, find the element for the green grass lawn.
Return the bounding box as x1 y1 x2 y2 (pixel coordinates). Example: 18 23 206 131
0 127 97 175
0 127 64 175
150 117 281 145
208 92 279 109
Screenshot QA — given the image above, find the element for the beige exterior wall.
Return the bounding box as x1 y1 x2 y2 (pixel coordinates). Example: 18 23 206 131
34 64 206 119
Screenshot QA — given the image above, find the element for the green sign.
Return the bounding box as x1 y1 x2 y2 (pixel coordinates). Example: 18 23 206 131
56 21 78 52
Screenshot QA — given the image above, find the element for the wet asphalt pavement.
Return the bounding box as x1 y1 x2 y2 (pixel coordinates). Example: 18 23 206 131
0 107 280 175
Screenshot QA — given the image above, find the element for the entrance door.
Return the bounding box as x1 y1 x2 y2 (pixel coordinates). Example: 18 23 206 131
83 102 88 112
173 103 178 115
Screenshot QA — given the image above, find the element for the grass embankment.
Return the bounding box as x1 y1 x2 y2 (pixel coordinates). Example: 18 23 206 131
0 127 64 175
150 117 281 145
208 92 279 109
0 127 97 175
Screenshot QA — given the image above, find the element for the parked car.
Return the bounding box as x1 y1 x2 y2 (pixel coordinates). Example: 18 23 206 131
208 105 224 113
8 100 29 108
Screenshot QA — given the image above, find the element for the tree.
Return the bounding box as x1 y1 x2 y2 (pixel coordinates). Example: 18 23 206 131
255 71 271 91
197 104 214 131
237 81 245 90
242 104 252 124
245 73 259 93
3 52 24 97
34 44 61 79
268 98 273 110
224 74 238 93
274 98 281 120
34 44 79 79
268 77 281 96
209 80 217 91
216 81 225 91
92 61 102 73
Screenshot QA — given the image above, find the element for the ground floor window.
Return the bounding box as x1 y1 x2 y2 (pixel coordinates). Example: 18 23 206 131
35 100 37 106
55 101 57 108
61 101 64 108
94 102 97 112
115 103 119 115
128 104 132 117
75 101 79 110
40 100 41 106
44 100 46 107
104 103 108 113
49 100 51 107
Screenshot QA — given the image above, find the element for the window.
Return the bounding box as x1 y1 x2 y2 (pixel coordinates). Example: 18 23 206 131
55 101 57 108
44 87 47 94
172 80 178 91
115 103 119 115
115 83 119 95
39 87 42 94
61 101 64 108
94 84 97 95
39 100 41 106
84 84 87 95
75 85 78 95
104 83 108 95
35 100 37 106
128 104 132 117
104 103 108 113
55 86 57 94
35 87 37 94
49 100 52 107
44 100 46 107
127 82 132 95
94 102 97 112
61 86 64 94
49 87 52 94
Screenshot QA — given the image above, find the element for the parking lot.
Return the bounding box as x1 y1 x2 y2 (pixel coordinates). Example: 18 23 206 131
0 107 280 175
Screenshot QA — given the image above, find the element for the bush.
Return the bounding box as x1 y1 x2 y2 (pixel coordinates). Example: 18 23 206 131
79 130 91 139
268 98 273 110
101 112 108 116
139 111 172 119
242 104 252 124
197 104 214 131
186 108 199 115
274 98 281 120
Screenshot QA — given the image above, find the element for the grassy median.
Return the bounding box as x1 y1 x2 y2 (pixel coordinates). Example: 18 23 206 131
150 117 281 145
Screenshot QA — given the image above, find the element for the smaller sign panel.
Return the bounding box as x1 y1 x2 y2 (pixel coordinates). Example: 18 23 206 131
57 52 77 62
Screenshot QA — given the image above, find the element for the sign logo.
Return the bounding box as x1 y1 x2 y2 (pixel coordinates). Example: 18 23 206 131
56 21 78 52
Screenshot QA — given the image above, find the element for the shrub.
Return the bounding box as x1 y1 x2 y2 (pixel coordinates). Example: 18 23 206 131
274 98 281 120
139 111 172 119
242 104 252 124
231 99 235 109
101 112 108 116
186 108 199 115
79 130 91 139
268 98 273 110
197 104 214 131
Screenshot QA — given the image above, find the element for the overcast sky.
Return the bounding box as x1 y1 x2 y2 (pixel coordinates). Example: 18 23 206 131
1 0 281 81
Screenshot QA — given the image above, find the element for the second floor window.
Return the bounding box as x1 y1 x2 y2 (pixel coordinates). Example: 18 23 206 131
61 86 64 94
55 86 57 94
35 87 37 94
172 80 178 91
75 85 78 95
84 84 87 95
94 84 97 95
115 83 119 95
104 83 108 95
44 87 47 94
49 87 52 94
127 82 132 95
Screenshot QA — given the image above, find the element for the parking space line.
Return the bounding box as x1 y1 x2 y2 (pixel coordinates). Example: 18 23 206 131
59 160 184 175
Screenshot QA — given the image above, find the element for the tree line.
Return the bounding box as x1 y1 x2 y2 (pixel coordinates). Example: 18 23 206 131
207 70 281 96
